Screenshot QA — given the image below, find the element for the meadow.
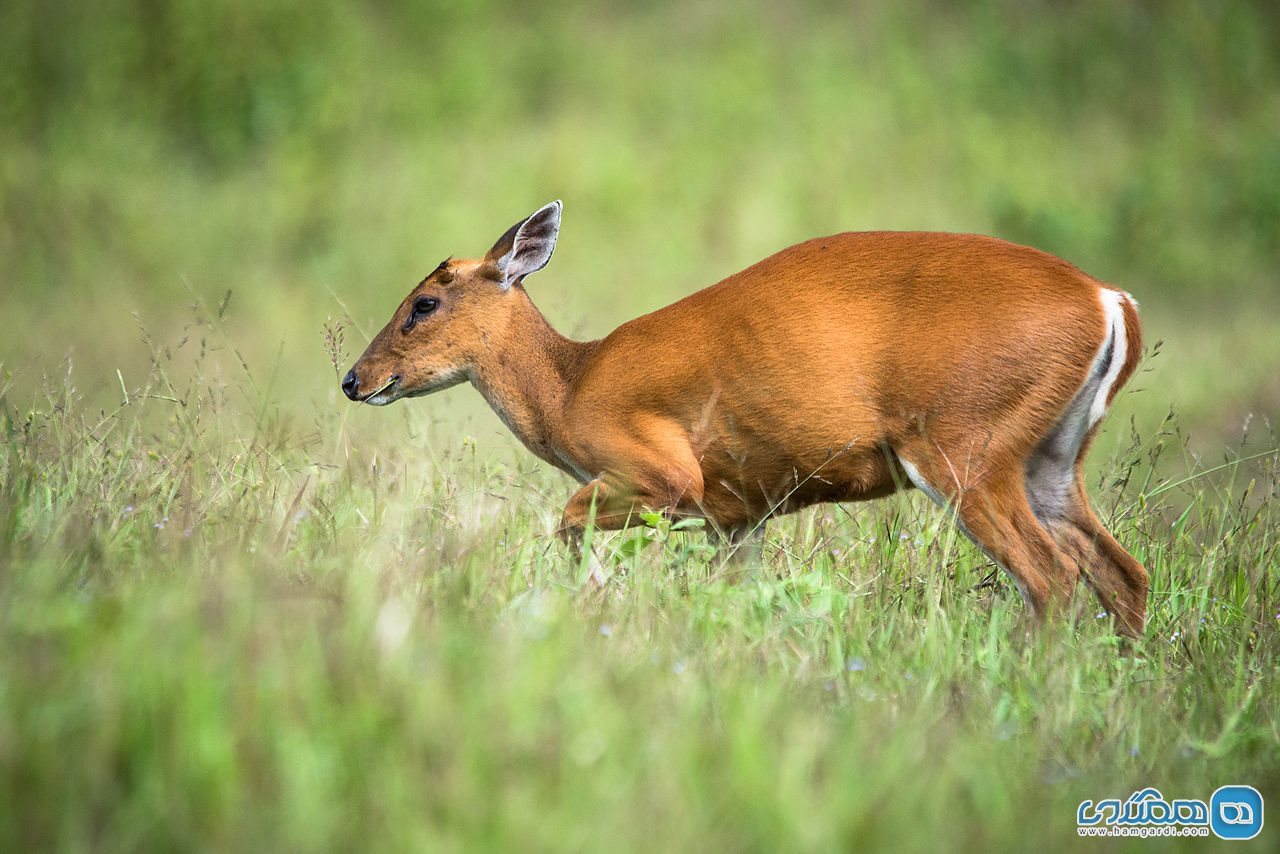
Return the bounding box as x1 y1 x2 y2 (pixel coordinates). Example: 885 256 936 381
2 1 1278 850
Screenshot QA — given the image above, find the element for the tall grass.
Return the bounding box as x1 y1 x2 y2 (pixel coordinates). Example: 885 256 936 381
1 305 1277 850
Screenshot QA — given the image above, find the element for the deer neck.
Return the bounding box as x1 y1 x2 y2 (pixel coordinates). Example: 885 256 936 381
469 292 595 476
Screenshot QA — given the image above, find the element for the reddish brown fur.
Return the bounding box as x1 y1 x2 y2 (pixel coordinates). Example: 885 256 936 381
347 211 1148 636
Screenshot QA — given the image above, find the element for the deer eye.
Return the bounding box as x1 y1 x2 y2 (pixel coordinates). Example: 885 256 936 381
403 296 439 331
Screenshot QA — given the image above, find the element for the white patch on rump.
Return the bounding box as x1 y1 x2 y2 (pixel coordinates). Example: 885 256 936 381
1023 286 1134 524
1089 289 1131 429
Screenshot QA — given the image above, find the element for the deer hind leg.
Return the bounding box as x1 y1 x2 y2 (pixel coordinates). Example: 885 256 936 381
1046 470 1148 638
897 452 1079 622
1026 452 1148 636
1022 400 1148 637
1022 294 1148 637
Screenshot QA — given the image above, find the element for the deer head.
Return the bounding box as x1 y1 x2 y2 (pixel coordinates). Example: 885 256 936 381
342 201 562 405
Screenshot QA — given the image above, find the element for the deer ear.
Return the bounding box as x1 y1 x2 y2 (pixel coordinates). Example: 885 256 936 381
484 201 561 287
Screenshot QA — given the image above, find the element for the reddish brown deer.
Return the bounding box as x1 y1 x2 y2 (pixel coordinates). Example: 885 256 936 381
343 201 1148 636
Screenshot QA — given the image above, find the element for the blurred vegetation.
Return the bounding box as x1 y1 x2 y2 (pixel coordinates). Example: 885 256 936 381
2 0 1279 443
1 2 1279 849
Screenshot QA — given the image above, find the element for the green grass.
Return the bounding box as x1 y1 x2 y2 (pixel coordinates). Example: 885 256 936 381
2 0 1279 849
1 311 1277 851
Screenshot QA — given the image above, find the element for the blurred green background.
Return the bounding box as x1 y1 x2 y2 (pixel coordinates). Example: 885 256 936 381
2 0 1278 450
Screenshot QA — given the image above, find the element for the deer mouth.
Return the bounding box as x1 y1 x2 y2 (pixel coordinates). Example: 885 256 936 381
356 369 467 406
360 374 401 406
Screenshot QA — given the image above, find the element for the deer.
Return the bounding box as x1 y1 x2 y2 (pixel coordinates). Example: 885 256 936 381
342 201 1149 637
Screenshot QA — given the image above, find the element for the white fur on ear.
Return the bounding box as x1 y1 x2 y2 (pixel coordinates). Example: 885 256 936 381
499 200 561 287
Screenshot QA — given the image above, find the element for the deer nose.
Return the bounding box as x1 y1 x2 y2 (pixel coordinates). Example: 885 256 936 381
341 369 360 400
